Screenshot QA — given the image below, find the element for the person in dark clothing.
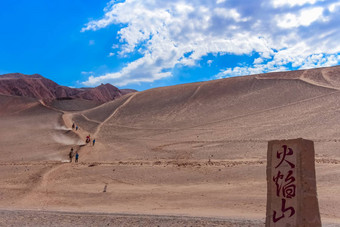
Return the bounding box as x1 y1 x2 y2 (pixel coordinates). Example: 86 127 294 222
72 123 75 130
69 148 74 163
75 152 79 163
93 139 96 146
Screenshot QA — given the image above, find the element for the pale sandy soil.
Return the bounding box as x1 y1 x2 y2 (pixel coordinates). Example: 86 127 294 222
1 67 340 226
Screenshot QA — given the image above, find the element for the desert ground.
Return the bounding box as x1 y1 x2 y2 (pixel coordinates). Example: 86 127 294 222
0 66 340 226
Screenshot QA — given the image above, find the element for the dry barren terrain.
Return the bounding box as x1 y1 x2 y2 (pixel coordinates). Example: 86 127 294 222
1 66 340 226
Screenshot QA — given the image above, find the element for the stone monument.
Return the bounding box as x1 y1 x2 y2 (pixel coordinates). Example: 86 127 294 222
266 138 321 226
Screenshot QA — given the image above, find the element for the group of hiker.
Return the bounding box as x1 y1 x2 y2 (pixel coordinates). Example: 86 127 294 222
69 147 79 163
68 122 96 163
71 123 79 131
86 134 96 146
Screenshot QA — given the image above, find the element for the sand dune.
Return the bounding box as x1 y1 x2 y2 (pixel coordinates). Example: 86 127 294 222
1 66 340 226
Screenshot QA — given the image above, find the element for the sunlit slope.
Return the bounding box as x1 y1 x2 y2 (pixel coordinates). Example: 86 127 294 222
1 66 339 222
0 94 39 116
80 66 340 162
0 95 79 162
111 74 334 128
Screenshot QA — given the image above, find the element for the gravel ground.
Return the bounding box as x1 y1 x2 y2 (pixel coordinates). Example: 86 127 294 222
0 209 264 227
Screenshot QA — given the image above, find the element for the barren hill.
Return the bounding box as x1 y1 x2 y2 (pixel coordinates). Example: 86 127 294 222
77 66 340 162
0 73 136 105
0 66 340 225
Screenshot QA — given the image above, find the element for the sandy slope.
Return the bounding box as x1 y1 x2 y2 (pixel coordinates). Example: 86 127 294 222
1 66 340 226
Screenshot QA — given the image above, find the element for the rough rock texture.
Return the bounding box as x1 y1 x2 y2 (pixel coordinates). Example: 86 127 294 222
266 139 321 227
0 73 136 103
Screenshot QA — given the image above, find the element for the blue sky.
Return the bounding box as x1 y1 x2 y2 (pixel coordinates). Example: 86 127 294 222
1 0 340 91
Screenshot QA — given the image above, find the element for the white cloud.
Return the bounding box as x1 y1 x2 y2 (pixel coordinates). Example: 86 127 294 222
112 44 119 49
216 0 226 4
254 58 263 64
81 71 94 75
217 50 340 79
328 2 340 12
276 7 325 28
214 8 249 22
299 54 340 69
271 0 323 8
81 0 340 86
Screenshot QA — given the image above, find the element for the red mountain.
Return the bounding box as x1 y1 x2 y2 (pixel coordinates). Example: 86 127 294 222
0 73 136 103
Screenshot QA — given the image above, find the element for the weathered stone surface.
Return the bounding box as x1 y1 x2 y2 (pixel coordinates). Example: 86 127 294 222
0 73 136 103
266 138 321 227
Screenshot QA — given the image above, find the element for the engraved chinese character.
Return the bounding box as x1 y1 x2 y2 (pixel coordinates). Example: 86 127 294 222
273 198 295 223
273 170 296 198
275 145 295 169
282 170 296 199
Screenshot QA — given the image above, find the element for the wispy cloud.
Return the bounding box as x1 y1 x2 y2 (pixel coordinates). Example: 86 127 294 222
81 0 340 86
81 71 94 75
270 0 324 8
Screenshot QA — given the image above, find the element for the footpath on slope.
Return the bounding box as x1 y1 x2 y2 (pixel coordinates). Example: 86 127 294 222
60 93 138 162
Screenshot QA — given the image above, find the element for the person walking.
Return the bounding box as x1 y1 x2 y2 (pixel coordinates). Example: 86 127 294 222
69 148 74 163
75 152 79 163
92 138 96 146
72 123 75 130
76 125 78 131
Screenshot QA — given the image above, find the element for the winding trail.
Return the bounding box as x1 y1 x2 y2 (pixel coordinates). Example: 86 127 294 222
93 93 138 137
184 88 340 129
300 69 339 91
166 84 203 119
81 113 101 124
38 100 64 113
14 162 65 206
51 93 139 164
135 87 340 140
62 113 88 141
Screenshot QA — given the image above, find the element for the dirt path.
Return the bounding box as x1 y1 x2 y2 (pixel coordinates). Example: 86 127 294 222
81 113 101 124
62 112 91 146
300 69 339 90
157 88 340 138
60 92 137 146
54 93 138 163
38 100 64 113
132 87 340 141
93 93 138 137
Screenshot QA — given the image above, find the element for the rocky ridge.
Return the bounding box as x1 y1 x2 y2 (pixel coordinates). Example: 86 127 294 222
0 73 136 103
